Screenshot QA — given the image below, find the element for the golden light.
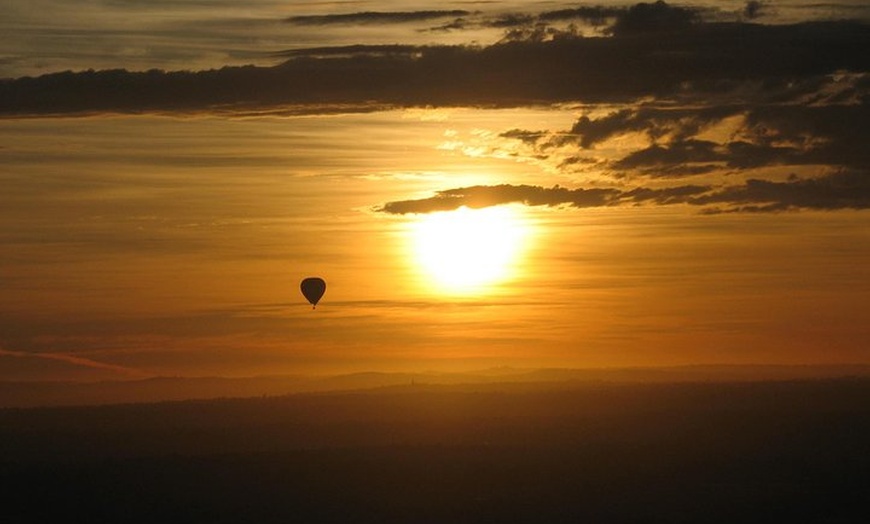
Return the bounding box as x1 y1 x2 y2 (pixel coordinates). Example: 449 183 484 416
410 206 532 294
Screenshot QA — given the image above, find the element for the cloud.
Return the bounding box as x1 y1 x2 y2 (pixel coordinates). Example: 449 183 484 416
694 170 870 212
377 184 621 214
276 1 794 38
620 184 711 205
570 106 742 148
500 128 549 145
607 0 700 36
376 169 870 214
538 6 622 25
4 2 868 218
285 10 472 26
0 347 148 378
497 90 870 179
2 19 868 116
273 44 420 60
613 140 725 176
475 2 697 33
742 1 766 20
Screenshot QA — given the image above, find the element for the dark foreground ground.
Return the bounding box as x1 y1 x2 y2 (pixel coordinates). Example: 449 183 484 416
2 378 869 523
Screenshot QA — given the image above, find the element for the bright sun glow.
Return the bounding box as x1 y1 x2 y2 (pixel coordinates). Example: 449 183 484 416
411 206 531 294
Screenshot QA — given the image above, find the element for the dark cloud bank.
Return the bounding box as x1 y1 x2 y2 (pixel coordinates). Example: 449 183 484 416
3 2 868 214
2 8 868 115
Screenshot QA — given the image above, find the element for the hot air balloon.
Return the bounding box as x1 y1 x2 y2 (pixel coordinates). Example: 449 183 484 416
300 277 326 309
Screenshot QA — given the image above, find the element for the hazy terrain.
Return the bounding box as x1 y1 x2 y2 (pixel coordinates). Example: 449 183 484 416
3 364 869 408
2 375 868 523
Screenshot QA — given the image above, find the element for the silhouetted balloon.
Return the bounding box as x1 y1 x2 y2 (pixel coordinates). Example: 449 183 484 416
300 277 326 308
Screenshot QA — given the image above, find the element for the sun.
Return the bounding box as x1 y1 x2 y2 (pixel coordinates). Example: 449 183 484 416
410 206 531 294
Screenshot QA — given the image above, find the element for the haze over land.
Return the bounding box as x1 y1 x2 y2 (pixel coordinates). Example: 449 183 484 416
2 364 870 408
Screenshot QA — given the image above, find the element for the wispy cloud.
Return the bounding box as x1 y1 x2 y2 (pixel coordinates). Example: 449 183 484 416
285 10 472 25
0 347 149 378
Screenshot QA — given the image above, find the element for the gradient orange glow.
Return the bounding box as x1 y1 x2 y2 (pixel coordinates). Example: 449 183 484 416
1 1 869 387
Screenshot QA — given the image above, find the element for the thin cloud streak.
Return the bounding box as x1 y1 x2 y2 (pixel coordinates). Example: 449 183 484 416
285 10 472 25
0 347 149 378
376 171 870 214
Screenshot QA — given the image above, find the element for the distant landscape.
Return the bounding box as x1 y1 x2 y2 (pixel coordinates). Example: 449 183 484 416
2 371 868 523
3 364 870 408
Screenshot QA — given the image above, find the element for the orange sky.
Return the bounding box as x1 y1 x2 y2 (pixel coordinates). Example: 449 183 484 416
2 2 870 381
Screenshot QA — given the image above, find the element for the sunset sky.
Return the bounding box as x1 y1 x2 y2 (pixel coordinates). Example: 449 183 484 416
2 1 869 382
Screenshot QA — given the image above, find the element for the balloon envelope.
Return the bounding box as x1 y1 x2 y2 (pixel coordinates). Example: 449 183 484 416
300 277 326 307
